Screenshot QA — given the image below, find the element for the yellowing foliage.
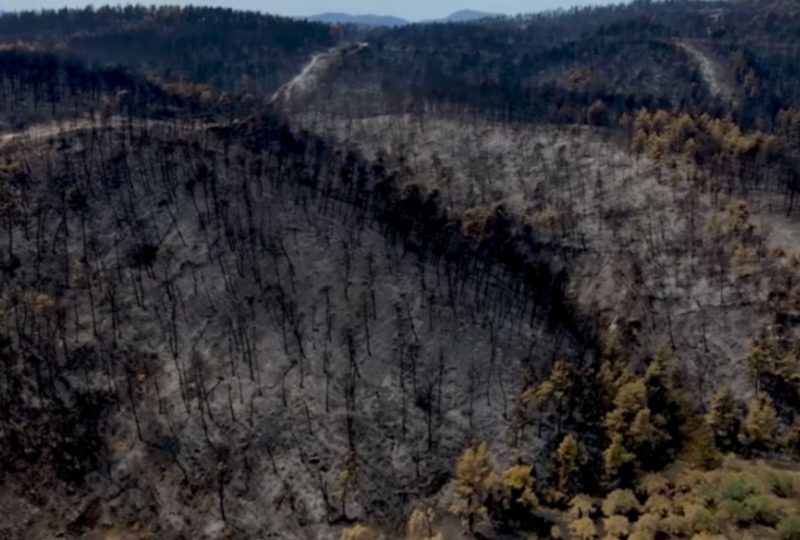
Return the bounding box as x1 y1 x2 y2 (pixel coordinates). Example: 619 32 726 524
604 380 647 433
633 109 780 172
340 524 383 540
643 493 672 517
602 489 640 517
450 442 498 532
603 514 631 539
568 494 596 519
742 396 778 448
406 507 443 540
705 387 740 449
555 434 584 492
569 516 598 539
498 464 538 512
637 473 670 497
522 360 574 406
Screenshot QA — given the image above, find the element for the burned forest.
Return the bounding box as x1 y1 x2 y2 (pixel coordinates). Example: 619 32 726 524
1 2 800 539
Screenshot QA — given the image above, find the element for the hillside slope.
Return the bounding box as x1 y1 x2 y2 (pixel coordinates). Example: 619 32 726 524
0 63 585 537
1 2 800 539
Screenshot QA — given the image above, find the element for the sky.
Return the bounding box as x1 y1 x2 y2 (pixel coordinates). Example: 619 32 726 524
0 0 619 21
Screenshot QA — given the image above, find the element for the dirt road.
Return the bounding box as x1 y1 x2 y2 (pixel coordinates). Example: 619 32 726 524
676 40 736 105
269 43 368 107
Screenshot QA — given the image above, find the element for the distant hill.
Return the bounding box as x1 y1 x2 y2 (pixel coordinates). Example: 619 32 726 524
307 12 409 27
306 10 498 27
440 9 497 22
0 6 335 96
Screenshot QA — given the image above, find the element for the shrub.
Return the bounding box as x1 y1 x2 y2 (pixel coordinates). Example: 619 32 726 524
603 515 630 538
743 494 781 526
637 473 670 497
675 470 704 493
778 516 800 540
719 477 758 502
718 499 753 525
568 495 596 519
630 512 660 540
692 482 718 504
602 489 640 517
659 514 691 536
569 516 598 540
768 474 796 498
643 494 672 516
686 504 717 533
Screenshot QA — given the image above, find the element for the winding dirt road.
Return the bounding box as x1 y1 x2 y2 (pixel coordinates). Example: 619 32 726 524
0 118 111 149
0 117 219 150
1 42 368 147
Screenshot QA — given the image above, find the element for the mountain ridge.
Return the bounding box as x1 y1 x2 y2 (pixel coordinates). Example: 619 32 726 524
305 9 499 27
438 9 497 22
307 12 409 26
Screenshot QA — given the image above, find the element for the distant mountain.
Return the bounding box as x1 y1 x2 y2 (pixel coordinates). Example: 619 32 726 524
307 10 498 27
307 12 409 27
440 9 497 22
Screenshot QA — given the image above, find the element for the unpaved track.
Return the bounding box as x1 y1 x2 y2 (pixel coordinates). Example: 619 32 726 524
0 116 215 149
1 42 364 146
676 40 736 105
0 119 102 146
269 43 368 107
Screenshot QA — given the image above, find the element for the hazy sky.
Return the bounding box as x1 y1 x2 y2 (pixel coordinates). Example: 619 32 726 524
0 0 619 21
